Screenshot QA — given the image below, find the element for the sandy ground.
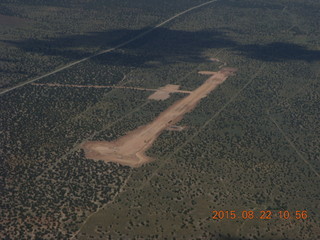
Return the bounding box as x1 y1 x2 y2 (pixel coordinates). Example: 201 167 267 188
198 71 216 75
0 14 28 26
32 83 191 100
209 57 227 68
82 67 237 167
148 84 191 100
31 83 161 91
1 0 218 96
148 84 180 100
166 125 187 131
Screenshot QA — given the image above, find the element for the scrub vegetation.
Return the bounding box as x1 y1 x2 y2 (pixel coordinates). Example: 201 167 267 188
1 0 319 239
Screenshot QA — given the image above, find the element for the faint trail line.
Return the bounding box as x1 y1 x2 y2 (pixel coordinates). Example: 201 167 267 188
268 114 320 179
236 207 258 236
34 101 150 182
70 171 133 240
77 63 205 145
72 53 224 237
67 55 207 126
83 68 236 167
46 59 210 176
38 64 204 196
0 0 218 96
77 53 224 147
81 101 150 143
139 64 267 189
31 83 192 94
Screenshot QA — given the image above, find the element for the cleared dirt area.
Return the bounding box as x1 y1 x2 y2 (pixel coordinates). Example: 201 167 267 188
198 71 216 75
0 14 28 26
32 83 191 100
148 84 180 100
31 83 161 91
82 67 237 167
209 57 227 68
166 125 187 131
148 84 191 100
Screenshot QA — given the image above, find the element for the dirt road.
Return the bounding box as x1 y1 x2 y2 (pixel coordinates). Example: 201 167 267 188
82 67 237 167
31 83 191 99
0 0 218 96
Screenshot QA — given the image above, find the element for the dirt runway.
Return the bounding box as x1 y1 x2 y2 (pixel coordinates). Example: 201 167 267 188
82 67 237 167
31 83 191 100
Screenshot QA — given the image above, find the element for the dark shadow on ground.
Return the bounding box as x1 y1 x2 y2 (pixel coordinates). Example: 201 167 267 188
0 58 18 63
2 26 320 69
235 42 320 62
216 0 284 10
1 27 237 66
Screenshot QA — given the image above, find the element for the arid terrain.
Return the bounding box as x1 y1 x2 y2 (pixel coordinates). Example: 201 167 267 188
2 0 320 238
82 67 237 167
0 14 28 26
31 83 191 100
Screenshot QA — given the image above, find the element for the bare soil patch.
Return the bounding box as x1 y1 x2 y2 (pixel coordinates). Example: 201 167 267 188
209 57 227 68
82 68 237 167
209 58 220 62
198 71 216 75
0 14 28 26
166 125 187 131
148 84 183 100
32 83 191 100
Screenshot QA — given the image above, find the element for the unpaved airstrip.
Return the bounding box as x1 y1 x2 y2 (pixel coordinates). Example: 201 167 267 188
82 67 237 167
31 83 191 100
